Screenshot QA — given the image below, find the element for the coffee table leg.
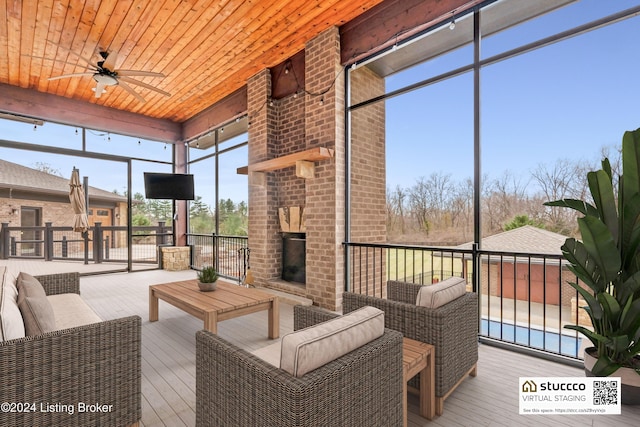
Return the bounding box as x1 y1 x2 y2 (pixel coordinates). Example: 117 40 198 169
149 288 159 322
204 310 218 333
268 298 280 339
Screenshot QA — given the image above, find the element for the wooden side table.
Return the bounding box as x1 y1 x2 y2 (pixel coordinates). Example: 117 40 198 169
402 337 435 426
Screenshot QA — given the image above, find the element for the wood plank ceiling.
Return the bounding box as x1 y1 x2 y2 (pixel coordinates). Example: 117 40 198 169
0 0 384 123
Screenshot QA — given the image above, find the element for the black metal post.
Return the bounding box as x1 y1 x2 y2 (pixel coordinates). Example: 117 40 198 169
94 222 103 263
62 236 68 258
44 222 53 261
0 222 8 259
473 10 483 336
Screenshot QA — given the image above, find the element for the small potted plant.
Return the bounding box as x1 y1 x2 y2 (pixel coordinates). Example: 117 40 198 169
197 266 218 291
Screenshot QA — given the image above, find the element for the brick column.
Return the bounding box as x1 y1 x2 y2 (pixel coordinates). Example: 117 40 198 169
305 27 345 310
247 70 280 284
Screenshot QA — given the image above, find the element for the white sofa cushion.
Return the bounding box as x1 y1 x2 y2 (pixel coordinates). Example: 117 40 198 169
48 293 102 330
0 267 26 341
17 272 56 335
416 276 466 308
280 306 385 377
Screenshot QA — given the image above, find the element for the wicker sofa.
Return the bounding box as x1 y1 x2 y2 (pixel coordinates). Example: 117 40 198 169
196 304 403 427
0 271 141 427
343 279 478 416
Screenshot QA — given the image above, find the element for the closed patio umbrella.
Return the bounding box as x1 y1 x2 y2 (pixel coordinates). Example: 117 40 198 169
69 168 89 233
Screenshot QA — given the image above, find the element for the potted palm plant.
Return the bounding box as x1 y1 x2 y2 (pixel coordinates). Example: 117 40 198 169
197 266 219 292
544 128 640 404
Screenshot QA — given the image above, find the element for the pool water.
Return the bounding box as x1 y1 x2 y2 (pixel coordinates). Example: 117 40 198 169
481 319 582 358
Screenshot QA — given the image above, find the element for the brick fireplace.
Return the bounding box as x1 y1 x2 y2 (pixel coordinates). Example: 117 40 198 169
245 27 385 311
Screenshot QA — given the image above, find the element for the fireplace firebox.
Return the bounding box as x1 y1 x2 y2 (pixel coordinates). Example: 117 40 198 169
282 232 305 284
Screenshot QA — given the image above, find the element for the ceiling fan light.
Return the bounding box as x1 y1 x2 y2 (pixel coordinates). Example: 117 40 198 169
93 73 118 86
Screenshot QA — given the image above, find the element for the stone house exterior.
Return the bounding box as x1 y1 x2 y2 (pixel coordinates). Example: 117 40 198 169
0 158 128 234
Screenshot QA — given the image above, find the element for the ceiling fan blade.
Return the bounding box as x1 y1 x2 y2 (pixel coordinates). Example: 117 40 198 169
48 72 95 81
116 69 165 78
94 81 106 99
118 80 147 103
21 54 98 70
46 40 97 69
102 50 118 71
119 76 171 97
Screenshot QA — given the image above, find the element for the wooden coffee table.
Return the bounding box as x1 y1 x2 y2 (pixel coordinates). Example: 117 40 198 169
403 337 435 426
149 279 279 338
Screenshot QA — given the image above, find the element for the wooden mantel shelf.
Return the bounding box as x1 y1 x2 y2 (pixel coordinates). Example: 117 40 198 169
237 147 334 178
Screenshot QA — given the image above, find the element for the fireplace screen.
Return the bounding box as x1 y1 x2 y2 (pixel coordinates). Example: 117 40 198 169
282 233 306 284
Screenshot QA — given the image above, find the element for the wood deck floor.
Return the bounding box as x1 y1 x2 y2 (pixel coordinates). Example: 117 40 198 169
3 260 640 426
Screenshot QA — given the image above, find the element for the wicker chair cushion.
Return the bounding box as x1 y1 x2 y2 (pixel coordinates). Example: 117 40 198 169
0 267 26 341
416 276 466 308
250 340 281 367
280 306 384 377
16 272 56 336
48 293 103 329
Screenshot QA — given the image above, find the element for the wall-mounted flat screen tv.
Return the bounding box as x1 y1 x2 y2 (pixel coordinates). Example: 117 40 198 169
144 172 195 200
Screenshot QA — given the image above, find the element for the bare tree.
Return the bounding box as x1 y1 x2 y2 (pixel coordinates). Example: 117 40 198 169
531 158 586 234
386 185 407 234
450 177 474 241
408 177 431 234
408 172 454 233
32 162 63 177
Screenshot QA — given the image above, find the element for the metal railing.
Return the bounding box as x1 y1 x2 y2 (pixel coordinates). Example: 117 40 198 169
0 221 173 265
187 233 248 281
344 242 585 363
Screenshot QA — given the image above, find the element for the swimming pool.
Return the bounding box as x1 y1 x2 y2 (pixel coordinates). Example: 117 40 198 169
481 318 582 358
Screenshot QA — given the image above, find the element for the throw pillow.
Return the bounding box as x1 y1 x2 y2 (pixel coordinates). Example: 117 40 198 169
0 267 26 341
17 272 56 335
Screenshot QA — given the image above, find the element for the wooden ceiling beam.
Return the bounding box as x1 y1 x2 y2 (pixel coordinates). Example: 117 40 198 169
271 50 305 100
181 86 248 142
0 83 181 142
340 0 485 65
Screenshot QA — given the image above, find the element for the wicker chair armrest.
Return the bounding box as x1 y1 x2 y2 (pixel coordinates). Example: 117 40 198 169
387 280 422 304
343 292 416 333
34 272 80 296
196 328 403 427
293 304 340 330
0 316 141 427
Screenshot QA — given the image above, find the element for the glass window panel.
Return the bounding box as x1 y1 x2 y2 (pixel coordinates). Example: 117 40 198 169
0 119 82 149
385 73 474 243
481 0 640 59
481 13 640 236
85 130 171 161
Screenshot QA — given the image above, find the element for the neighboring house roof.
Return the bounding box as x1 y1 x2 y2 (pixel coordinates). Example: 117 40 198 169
457 225 566 255
0 159 126 203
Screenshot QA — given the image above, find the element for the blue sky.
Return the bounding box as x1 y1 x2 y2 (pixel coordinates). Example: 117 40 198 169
1 0 640 203
383 0 640 193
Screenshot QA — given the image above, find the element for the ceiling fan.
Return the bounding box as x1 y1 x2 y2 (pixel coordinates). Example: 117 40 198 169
47 49 170 103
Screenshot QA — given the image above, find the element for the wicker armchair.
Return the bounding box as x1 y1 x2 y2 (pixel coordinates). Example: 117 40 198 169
343 280 478 416
0 272 141 427
196 305 403 427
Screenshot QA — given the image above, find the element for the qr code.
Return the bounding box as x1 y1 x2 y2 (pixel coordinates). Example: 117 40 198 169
593 380 618 405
